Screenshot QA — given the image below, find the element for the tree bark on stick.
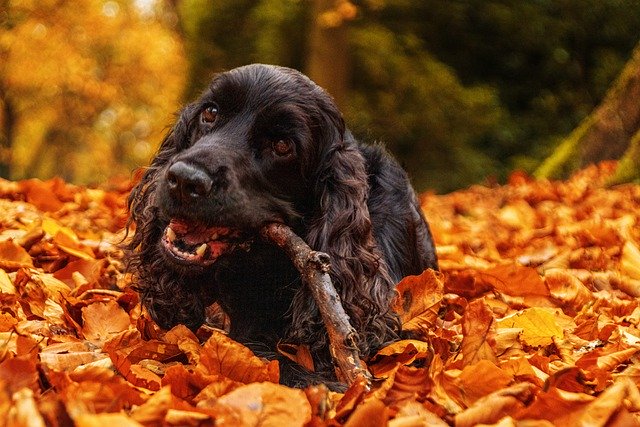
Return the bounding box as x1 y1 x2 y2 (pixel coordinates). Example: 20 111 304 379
535 42 640 183
260 223 372 387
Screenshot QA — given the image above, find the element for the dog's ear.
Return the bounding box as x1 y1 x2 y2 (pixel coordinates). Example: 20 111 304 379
298 104 400 356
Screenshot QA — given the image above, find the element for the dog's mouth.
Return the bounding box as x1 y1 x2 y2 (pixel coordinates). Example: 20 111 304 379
161 219 251 266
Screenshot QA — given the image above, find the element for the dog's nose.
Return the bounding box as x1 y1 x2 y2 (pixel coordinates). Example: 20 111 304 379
166 161 213 202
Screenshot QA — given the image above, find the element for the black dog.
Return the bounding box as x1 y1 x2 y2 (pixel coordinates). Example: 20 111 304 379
127 64 437 386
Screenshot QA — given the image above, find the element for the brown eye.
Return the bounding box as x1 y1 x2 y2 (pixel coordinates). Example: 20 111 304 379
201 105 218 123
272 139 293 157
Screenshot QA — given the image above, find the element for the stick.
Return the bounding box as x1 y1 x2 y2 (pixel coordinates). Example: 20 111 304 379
260 223 372 387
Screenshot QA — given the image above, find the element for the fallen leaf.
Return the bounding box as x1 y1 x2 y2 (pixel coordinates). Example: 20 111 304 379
197 331 279 384
82 300 131 343
0 240 34 270
497 307 569 347
461 299 498 365
479 264 549 297
456 360 513 405
392 269 444 332
213 382 312 427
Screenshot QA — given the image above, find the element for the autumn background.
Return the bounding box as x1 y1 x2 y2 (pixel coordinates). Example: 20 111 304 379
3 1 640 426
2 0 640 192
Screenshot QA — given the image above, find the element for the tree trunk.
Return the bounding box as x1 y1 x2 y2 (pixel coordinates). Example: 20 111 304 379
535 42 640 182
0 91 15 179
305 0 352 109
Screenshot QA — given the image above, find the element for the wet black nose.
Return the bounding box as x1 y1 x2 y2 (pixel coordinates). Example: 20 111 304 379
166 161 213 203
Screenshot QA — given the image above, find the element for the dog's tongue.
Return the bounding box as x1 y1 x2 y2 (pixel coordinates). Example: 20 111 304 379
163 219 246 264
167 219 231 245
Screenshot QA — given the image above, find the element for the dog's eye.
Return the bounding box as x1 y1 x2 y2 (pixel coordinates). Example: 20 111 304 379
201 105 218 124
272 139 293 157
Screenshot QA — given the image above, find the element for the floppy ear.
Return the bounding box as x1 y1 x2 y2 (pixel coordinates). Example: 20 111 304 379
289 105 401 357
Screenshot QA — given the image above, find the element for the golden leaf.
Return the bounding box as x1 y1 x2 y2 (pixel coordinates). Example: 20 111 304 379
497 307 569 347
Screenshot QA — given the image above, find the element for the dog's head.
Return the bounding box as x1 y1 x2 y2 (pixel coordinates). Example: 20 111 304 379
131 64 351 270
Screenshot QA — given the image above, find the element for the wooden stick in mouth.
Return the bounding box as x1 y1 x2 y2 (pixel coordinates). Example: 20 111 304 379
260 222 372 387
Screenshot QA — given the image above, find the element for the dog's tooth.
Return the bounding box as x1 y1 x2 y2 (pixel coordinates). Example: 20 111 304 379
210 231 218 240
196 243 208 257
166 227 177 242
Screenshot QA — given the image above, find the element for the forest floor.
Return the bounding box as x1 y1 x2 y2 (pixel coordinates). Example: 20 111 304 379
1 161 640 426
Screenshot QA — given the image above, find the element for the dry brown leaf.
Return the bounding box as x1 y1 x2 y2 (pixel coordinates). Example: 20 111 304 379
369 340 432 378
461 298 498 365
0 240 34 270
392 268 444 331
343 397 388 427
277 342 315 371
197 331 279 384
544 268 595 311
81 300 131 343
213 382 312 427
18 179 65 212
479 264 549 297
456 360 513 406
454 382 536 427
40 341 108 371
129 386 174 425
562 378 640 426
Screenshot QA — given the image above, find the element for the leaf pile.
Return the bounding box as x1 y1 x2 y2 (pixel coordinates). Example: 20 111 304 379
2 163 640 426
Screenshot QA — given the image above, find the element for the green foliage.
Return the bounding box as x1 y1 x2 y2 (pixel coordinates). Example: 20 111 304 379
402 0 640 173
347 24 504 191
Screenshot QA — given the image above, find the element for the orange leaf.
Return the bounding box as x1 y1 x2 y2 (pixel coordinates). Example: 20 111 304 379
456 360 513 405
461 299 497 365
455 382 535 427
19 179 64 212
392 268 444 331
0 239 33 270
369 340 432 378
128 364 162 391
81 300 131 343
344 398 389 427
197 331 279 384
213 382 312 426
479 264 549 297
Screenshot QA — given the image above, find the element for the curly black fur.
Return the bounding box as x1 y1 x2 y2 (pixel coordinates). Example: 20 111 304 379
126 64 438 387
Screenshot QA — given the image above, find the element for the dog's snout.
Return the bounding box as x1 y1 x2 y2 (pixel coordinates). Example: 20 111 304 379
166 161 213 203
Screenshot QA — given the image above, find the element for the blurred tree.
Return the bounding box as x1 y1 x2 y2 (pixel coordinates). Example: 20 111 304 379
305 0 355 108
535 42 640 184
0 0 186 183
406 0 640 174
